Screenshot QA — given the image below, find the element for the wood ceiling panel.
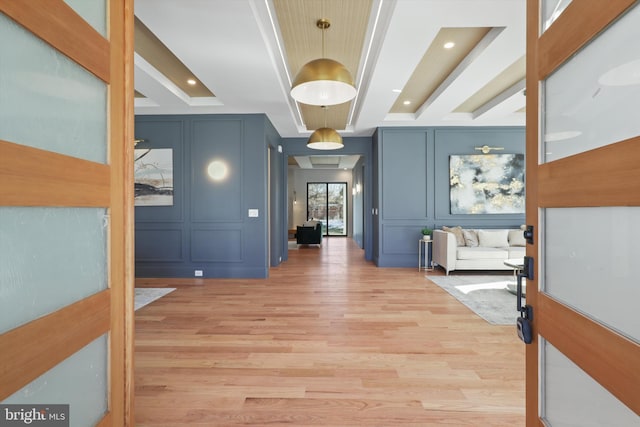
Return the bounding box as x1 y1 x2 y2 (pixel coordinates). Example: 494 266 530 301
390 27 492 114
274 0 372 131
300 102 351 131
274 0 371 78
134 16 213 98
455 55 526 113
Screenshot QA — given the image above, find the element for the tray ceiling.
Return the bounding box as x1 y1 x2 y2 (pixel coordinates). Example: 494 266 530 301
134 0 526 138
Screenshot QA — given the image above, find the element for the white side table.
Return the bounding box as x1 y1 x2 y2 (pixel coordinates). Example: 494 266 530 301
418 239 433 271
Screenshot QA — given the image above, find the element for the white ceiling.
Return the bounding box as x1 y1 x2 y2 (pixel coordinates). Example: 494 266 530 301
294 155 361 169
134 0 526 138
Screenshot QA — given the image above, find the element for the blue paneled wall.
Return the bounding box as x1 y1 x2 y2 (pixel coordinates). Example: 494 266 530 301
373 127 525 267
134 114 282 278
133 116 524 275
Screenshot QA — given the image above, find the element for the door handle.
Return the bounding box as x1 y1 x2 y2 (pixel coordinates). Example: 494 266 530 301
517 256 534 344
523 225 534 245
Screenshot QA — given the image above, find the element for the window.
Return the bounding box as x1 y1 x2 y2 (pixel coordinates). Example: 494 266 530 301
307 182 347 236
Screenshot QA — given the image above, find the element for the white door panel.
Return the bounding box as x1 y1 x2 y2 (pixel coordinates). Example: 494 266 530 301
543 339 639 426
544 207 640 342
544 5 640 162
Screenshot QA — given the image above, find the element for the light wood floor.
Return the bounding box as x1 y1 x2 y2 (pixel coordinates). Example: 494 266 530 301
135 238 525 426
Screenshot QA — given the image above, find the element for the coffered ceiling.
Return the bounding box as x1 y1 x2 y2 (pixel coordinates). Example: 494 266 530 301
134 0 526 138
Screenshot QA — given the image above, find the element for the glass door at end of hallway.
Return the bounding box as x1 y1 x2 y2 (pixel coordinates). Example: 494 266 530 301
307 182 347 236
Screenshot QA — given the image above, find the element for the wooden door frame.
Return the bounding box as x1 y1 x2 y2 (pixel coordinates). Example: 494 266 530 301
526 1 640 425
0 1 134 425
109 0 136 424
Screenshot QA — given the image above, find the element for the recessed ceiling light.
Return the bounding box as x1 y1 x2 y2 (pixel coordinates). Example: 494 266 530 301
187 79 196 85
392 89 402 93
444 41 455 49
403 100 411 105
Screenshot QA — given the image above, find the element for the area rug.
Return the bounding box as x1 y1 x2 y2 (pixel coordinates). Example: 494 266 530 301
288 241 299 250
134 288 176 311
427 275 523 325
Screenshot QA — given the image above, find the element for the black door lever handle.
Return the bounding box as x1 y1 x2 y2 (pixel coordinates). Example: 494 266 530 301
523 225 534 245
516 256 534 344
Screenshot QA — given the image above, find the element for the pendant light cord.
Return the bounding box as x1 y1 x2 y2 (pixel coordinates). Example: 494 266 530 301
321 23 325 58
321 0 325 57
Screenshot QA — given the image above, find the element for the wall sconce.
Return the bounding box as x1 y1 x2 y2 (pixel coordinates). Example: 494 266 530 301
293 190 297 204
207 159 228 181
474 145 504 154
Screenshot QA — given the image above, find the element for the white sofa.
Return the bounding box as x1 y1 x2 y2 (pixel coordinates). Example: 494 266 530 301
432 227 526 275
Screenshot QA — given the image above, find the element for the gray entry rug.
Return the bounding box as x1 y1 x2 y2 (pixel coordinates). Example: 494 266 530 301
134 287 176 311
427 275 523 325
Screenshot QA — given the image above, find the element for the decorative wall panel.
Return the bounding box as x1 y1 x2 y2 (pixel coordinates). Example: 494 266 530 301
191 229 243 263
134 114 272 278
135 229 183 262
381 130 428 220
191 119 243 222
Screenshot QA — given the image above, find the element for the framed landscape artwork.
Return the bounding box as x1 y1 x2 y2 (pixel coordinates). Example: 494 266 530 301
134 148 174 206
449 154 525 214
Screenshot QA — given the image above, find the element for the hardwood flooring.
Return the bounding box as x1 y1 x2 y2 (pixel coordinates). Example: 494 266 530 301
135 238 525 426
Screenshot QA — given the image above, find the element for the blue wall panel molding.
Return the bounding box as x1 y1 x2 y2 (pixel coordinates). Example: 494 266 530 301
135 228 184 262
191 228 243 263
381 225 421 255
381 130 428 220
191 119 244 223
374 126 525 268
134 114 277 278
134 265 268 279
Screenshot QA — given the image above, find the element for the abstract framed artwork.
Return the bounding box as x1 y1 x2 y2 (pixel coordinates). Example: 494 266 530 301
134 148 174 206
449 154 525 214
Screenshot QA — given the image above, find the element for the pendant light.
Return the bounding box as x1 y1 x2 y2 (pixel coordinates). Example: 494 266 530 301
307 106 344 150
291 17 356 106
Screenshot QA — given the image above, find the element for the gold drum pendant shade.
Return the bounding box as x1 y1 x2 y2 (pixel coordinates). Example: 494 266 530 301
307 127 344 150
290 18 356 106
291 58 356 106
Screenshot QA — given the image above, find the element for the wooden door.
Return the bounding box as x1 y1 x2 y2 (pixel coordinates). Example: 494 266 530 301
526 0 640 425
0 1 134 425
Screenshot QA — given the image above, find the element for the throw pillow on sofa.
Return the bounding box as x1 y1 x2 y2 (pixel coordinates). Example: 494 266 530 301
508 229 526 246
462 229 479 247
442 226 465 246
478 229 509 248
